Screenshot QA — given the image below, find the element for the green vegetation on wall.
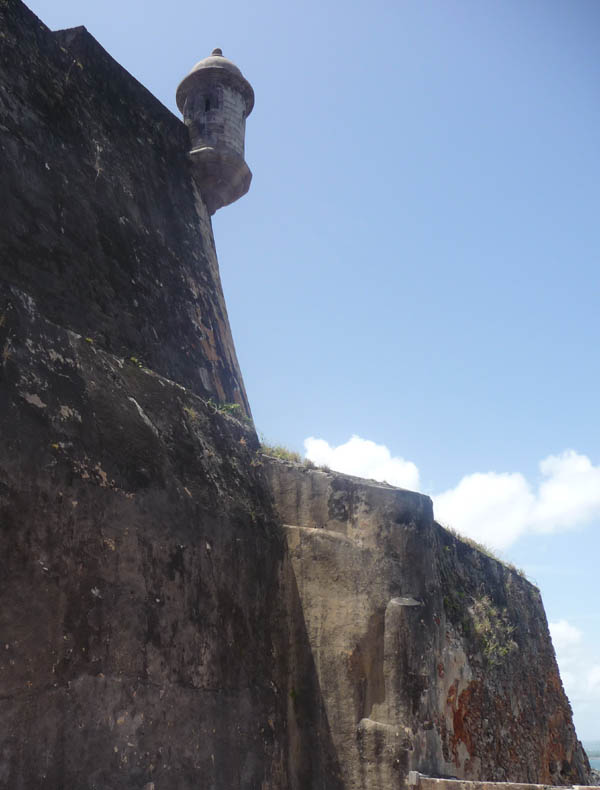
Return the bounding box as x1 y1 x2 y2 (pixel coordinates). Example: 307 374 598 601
470 594 518 667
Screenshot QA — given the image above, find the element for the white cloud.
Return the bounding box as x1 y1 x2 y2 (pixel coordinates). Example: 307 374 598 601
303 437 600 553
433 450 600 551
532 451 600 533
549 619 582 652
433 471 535 550
588 665 600 692
303 435 420 491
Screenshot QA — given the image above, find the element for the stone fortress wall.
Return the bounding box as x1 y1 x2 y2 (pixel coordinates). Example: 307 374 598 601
0 6 250 415
264 457 591 789
0 2 594 788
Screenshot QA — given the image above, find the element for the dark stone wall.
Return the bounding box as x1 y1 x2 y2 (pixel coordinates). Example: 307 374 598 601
0 284 290 789
0 2 301 787
0 0 250 414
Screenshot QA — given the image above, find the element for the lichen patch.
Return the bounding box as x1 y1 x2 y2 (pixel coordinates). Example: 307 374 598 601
58 404 82 422
22 392 47 409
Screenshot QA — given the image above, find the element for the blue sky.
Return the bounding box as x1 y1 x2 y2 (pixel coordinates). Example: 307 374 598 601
26 0 599 740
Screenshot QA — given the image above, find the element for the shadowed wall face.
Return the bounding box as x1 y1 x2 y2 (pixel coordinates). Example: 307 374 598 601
0 285 288 788
0 5 250 414
0 3 296 787
0 5 345 788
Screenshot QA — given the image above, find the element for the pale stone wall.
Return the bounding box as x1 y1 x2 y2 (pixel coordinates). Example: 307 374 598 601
265 457 591 789
221 85 247 156
185 84 247 157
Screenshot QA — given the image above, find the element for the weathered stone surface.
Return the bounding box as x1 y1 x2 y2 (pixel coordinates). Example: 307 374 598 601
264 458 591 789
0 285 290 788
0 1 593 787
0 0 249 414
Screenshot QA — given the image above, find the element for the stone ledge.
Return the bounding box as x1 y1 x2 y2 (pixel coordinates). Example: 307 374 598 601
408 771 598 790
